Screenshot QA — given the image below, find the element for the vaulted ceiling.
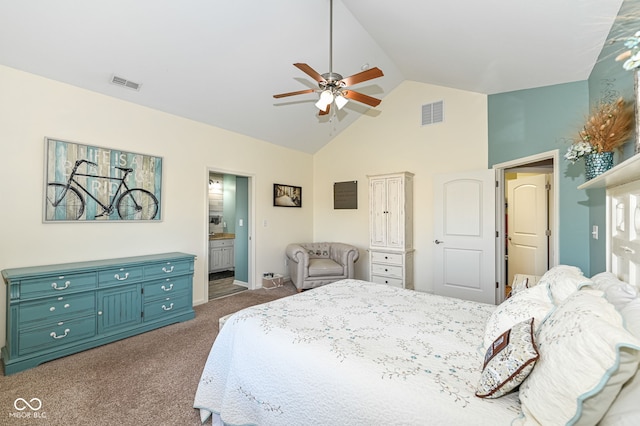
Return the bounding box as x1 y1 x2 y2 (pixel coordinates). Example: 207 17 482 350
0 0 625 153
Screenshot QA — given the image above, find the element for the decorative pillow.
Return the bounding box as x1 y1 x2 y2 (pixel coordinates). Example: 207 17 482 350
536 265 594 304
476 318 539 399
516 290 640 426
482 283 554 352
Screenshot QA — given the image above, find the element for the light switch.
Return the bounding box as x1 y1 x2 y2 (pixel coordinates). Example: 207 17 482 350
592 225 598 240
239 219 243 226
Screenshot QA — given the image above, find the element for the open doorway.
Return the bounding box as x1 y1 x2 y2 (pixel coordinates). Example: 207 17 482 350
494 150 560 302
206 168 254 301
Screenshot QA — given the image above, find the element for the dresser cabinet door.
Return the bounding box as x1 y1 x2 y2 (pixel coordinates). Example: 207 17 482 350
97 285 142 333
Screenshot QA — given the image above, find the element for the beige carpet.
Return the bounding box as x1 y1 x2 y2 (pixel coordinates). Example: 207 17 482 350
0 282 297 426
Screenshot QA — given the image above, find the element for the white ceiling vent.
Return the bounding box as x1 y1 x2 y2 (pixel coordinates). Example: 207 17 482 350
422 100 444 126
110 75 142 91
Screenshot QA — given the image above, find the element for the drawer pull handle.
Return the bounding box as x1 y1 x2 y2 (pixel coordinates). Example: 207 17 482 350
50 329 70 339
64 303 70 308
162 266 174 273
50 307 55 312
114 272 130 281
162 303 174 311
161 284 174 292
621 246 636 254
51 281 70 290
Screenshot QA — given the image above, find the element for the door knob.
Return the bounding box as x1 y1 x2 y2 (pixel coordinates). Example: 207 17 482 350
434 240 444 244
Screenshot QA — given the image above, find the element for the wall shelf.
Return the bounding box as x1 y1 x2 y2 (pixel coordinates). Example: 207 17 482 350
578 153 640 190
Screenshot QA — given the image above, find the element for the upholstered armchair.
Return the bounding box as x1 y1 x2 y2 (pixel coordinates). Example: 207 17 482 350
285 242 360 291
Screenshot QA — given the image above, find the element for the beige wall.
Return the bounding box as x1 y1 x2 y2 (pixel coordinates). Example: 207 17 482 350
313 80 489 292
0 69 489 350
0 65 314 348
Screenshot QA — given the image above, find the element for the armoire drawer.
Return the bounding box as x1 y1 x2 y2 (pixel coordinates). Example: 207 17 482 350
370 251 403 265
371 275 404 288
371 263 403 278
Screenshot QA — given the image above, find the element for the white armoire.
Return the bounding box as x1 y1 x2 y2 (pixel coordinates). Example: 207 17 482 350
368 171 414 289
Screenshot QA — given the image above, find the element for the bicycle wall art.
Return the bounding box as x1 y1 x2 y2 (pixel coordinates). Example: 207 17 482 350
44 137 163 222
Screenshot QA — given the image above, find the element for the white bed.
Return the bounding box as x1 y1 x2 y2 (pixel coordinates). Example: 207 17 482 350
194 272 640 426
194 279 521 425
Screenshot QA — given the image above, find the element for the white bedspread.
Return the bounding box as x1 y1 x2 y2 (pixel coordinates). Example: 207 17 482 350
194 279 522 425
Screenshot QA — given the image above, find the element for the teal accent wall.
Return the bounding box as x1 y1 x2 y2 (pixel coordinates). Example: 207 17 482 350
586 0 637 274
234 176 249 283
488 81 591 273
488 0 639 277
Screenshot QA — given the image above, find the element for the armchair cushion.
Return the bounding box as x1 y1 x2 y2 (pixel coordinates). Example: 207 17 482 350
308 259 343 277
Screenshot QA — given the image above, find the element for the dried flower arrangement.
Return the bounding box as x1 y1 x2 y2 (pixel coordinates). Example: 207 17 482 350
564 97 634 163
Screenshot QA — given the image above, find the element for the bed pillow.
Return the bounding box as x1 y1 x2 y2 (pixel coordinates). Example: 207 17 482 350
599 297 640 425
482 283 553 352
476 318 539 399
536 265 594 304
516 290 640 426
591 272 638 311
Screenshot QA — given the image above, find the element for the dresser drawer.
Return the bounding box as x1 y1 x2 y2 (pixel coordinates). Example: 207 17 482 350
98 266 143 287
143 293 191 322
19 293 96 324
144 276 191 299
371 263 403 278
371 275 404 288
18 316 96 355
144 260 192 279
20 272 97 298
370 251 403 265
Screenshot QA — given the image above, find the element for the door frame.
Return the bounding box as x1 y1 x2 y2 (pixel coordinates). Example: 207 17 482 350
493 149 560 303
205 166 256 300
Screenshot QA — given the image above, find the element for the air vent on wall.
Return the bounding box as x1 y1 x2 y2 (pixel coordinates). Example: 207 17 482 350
422 100 444 126
110 75 142 91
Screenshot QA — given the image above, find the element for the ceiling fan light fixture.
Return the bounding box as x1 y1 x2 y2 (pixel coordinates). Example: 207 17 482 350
335 94 349 110
315 89 334 110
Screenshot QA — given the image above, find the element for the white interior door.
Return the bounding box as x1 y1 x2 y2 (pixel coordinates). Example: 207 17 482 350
433 170 496 304
506 174 549 284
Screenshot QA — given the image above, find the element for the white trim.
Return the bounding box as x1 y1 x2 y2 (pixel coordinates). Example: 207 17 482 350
492 149 560 303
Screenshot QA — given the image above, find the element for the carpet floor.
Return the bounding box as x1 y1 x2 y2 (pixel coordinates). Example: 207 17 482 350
0 282 297 426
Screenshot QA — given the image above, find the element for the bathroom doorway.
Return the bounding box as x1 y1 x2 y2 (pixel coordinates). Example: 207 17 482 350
206 168 254 300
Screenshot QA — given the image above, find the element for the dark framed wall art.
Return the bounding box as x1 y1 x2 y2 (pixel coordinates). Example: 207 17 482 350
44 137 163 222
273 183 302 207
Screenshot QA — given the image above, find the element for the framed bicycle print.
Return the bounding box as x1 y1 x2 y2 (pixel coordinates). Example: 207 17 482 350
273 183 301 207
43 137 163 222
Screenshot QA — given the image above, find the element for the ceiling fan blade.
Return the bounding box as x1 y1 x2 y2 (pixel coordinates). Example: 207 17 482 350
342 90 381 107
339 67 384 87
294 63 326 84
273 89 316 99
319 104 330 116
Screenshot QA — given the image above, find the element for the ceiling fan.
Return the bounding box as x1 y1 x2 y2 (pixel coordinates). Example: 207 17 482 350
273 0 384 116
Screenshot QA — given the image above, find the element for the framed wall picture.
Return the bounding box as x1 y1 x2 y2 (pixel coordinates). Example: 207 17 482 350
43 137 163 222
273 183 302 207
334 180 357 209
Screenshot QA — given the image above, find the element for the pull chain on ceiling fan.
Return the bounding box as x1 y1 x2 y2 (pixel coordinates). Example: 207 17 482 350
273 0 384 116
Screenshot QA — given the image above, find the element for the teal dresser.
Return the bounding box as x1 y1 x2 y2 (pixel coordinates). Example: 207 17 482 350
2 252 196 375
